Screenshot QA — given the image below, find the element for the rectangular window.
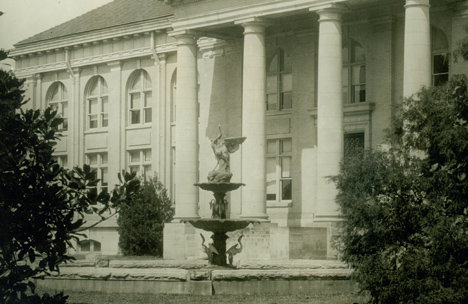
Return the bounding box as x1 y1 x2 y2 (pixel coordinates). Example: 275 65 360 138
344 133 365 158
87 152 108 193
144 92 152 123
128 149 152 179
130 93 141 124
266 138 292 202
433 54 449 86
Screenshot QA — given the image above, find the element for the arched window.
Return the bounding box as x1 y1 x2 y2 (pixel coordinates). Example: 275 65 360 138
128 70 152 125
266 49 292 112
46 82 68 131
343 39 366 104
79 239 101 252
86 76 108 130
432 26 449 86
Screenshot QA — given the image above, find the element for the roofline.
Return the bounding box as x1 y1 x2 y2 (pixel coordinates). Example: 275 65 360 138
11 15 173 57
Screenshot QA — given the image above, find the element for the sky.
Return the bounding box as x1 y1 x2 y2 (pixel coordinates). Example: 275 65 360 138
0 0 114 69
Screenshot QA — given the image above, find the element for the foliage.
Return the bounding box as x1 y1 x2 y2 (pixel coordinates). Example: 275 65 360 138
331 75 468 303
0 69 140 303
118 175 174 256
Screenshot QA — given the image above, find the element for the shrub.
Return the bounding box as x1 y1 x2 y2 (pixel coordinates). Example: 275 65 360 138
0 66 139 303
331 75 468 303
118 175 174 256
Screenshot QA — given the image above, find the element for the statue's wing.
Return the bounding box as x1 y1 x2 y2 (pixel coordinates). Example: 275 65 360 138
224 137 246 153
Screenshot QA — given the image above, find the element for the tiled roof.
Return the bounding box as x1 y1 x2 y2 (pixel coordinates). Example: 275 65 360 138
15 0 173 46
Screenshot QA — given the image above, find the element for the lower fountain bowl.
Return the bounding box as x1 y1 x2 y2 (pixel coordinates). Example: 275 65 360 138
184 219 259 233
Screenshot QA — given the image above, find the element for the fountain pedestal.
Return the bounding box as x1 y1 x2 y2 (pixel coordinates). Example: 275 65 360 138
184 219 259 267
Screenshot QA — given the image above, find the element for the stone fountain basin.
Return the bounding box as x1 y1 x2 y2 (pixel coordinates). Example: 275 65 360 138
194 182 245 193
184 219 258 233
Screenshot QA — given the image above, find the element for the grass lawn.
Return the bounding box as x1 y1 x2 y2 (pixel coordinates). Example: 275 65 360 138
38 288 369 304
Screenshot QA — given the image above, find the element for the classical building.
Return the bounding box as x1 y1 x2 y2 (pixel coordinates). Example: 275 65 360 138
10 0 468 259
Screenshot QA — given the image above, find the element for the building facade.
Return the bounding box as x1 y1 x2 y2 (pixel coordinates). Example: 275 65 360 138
10 0 468 259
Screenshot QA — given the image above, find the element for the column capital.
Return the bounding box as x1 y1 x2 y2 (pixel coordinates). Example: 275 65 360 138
310 2 348 18
234 16 272 27
404 0 430 9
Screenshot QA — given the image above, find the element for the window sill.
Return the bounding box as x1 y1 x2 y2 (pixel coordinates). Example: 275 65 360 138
84 129 108 135
126 124 152 131
267 201 292 208
308 101 375 118
267 110 293 118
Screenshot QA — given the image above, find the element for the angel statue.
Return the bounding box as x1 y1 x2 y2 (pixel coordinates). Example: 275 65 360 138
207 125 246 183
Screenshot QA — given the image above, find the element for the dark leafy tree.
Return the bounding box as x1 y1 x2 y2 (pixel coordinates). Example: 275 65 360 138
331 75 468 303
118 175 174 256
0 67 140 303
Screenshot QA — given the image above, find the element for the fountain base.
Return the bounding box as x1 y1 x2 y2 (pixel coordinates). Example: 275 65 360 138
184 219 259 267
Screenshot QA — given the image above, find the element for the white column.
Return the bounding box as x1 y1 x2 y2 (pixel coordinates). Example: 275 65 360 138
174 34 199 220
404 0 431 98
236 18 269 221
314 5 346 218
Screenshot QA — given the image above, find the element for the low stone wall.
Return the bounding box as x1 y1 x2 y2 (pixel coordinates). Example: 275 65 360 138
35 261 357 296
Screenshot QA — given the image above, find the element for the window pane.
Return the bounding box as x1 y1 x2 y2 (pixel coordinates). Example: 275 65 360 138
267 140 276 154
353 85 366 103
93 241 101 252
352 42 365 62
101 97 108 112
267 158 276 181
144 108 152 123
342 67 349 86
89 99 98 114
267 180 276 201
281 73 292 92
432 27 449 51
80 241 90 252
61 156 68 168
144 150 151 162
131 110 140 124
268 54 278 73
144 73 152 89
129 165 139 174
50 86 59 101
88 154 98 166
101 113 108 127
62 86 68 100
267 94 277 111
89 115 98 129
101 153 108 165
352 66 365 85
281 92 292 110
132 74 142 90
281 51 292 72
281 157 291 178
144 165 152 178
144 92 152 107
343 86 349 104
342 44 349 64
267 75 278 94
433 54 449 74
62 118 68 131
281 139 292 153
89 80 99 96
129 151 140 163
434 74 449 87
61 102 68 117
101 80 108 94
101 168 108 185
281 179 292 200
131 93 141 109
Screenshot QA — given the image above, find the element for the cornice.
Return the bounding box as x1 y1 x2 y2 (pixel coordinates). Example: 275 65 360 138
13 43 177 79
10 17 173 58
170 0 347 33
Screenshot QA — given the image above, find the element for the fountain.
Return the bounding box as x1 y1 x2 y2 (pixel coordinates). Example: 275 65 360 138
184 126 259 267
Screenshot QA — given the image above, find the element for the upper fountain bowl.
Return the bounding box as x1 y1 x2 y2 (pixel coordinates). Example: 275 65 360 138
195 182 245 193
